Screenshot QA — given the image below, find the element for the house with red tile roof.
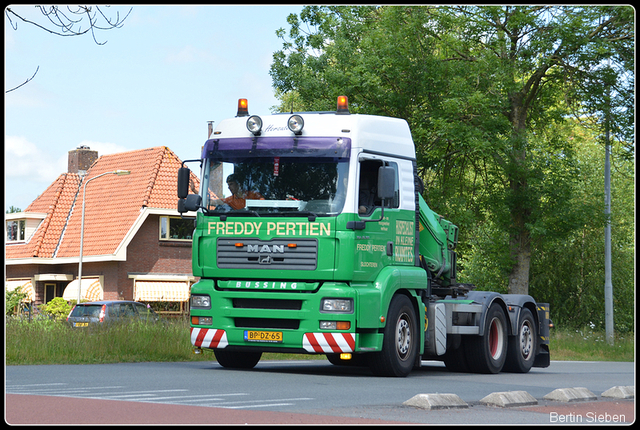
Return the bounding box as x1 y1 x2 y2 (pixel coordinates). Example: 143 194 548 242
5 145 203 310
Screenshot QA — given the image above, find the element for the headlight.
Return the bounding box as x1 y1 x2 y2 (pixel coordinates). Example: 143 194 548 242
191 294 211 309
288 114 304 135
321 298 353 313
246 115 263 135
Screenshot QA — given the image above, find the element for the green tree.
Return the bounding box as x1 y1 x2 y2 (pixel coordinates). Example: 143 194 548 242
270 6 634 296
5 288 28 316
527 120 635 332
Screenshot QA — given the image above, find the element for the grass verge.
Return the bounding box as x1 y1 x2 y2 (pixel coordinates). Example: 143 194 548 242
549 326 634 362
5 317 634 365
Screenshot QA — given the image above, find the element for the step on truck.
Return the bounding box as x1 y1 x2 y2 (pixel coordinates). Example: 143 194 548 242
178 96 551 377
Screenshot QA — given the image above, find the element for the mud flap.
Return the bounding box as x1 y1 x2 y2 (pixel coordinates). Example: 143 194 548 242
534 343 550 367
534 303 551 368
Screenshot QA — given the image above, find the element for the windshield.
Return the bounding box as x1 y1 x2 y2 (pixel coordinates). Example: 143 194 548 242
70 305 102 318
201 137 350 217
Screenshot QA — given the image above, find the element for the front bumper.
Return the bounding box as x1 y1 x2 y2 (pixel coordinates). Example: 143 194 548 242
190 328 356 354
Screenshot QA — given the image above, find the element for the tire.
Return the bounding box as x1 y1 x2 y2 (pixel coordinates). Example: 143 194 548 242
369 294 418 377
466 302 508 374
213 350 262 369
503 308 537 373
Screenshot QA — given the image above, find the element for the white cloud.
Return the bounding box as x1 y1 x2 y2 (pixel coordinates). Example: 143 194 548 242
5 135 65 182
5 135 35 158
5 137 132 183
4 137 136 211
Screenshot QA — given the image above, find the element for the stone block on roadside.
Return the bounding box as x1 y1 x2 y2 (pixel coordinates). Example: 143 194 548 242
404 393 468 410
480 391 538 407
601 386 634 400
543 387 597 402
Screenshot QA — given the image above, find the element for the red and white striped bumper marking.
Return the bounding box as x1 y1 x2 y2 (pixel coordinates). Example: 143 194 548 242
302 333 355 353
190 328 228 349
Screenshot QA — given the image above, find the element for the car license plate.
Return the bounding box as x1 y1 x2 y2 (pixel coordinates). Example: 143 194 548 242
244 330 283 343
74 322 88 327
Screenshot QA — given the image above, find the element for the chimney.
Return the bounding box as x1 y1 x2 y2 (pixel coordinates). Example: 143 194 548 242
68 145 98 175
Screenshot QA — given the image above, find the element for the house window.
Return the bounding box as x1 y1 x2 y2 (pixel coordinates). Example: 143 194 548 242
44 283 64 304
160 216 194 241
6 220 25 242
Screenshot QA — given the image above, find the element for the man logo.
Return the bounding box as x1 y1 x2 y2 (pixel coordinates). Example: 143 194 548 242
247 244 285 253
259 255 272 265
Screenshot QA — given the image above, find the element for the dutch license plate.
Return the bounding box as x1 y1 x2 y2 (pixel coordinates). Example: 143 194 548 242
74 322 88 327
244 330 283 343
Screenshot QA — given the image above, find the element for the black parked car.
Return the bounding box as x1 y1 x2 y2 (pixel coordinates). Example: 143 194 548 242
67 300 159 327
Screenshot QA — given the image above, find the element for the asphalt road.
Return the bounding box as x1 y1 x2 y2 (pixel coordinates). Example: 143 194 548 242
5 359 635 424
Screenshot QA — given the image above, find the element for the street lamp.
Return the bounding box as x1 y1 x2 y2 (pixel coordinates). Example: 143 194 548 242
77 170 130 304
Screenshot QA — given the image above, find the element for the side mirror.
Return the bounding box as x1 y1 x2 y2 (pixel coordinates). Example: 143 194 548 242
177 167 191 199
178 194 202 214
377 166 396 200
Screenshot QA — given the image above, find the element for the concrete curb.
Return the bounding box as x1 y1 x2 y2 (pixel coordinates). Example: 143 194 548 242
404 385 633 411
543 387 598 402
601 386 634 400
403 393 468 410
479 391 538 407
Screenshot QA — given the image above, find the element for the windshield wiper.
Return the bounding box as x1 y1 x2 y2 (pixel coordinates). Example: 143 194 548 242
219 210 260 220
280 210 318 222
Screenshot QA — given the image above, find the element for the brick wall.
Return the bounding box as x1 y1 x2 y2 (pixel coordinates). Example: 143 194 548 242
119 213 193 300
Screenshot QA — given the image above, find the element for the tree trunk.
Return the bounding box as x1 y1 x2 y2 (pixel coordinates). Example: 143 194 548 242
508 231 531 295
506 91 532 295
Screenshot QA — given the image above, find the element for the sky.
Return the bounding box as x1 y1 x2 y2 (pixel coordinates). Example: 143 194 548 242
4 5 303 212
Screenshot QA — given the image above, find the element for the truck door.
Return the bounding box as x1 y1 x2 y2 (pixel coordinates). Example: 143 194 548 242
353 157 413 281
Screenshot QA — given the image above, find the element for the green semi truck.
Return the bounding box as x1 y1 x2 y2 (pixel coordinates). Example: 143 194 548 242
178 96 550 377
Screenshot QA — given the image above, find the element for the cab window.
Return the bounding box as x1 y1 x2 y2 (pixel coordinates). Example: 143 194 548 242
357 159 399 216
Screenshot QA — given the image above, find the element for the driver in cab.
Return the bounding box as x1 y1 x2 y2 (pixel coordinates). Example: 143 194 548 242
211 174 263 210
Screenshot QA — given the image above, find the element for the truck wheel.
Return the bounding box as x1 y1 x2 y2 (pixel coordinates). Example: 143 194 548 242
214 350 262 369
466 302 507 374
503 308 537 373
369 294 418 377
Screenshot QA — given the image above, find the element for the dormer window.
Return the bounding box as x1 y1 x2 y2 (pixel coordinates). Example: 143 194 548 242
5 212 46 243
6 219 25 242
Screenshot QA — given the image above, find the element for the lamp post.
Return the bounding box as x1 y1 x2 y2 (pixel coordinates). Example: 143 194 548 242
77 170 130 304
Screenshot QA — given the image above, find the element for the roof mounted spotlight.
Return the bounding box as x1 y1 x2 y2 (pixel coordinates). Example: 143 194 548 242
236 98 249 117
336 95 350 114
288 114 304 135
246 115 263 135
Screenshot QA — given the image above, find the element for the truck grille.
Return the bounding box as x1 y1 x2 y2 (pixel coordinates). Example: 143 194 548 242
217 238 318 270
234 318 300 330
232 298 302 310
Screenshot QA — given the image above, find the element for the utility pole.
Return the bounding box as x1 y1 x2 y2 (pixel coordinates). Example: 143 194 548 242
603 86 614 346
